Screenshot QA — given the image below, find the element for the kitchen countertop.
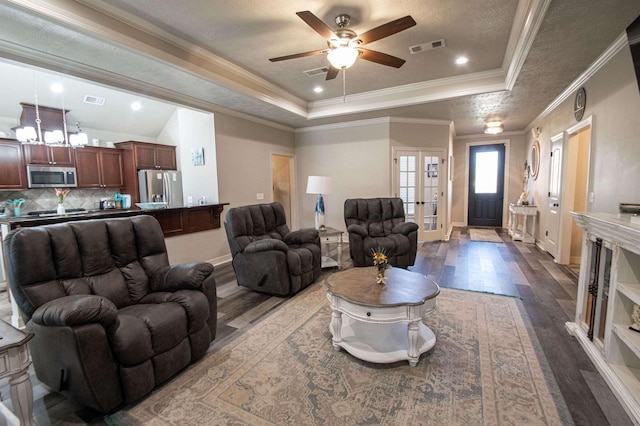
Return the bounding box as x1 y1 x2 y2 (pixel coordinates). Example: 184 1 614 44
0 203 228 232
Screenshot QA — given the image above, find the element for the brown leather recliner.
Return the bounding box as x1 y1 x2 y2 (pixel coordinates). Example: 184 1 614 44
3 215 217 413
344 197 419 268
224 202 321 296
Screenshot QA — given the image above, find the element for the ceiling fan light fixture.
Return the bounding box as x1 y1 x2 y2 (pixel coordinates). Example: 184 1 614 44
484 121 504 134
327 46 359 69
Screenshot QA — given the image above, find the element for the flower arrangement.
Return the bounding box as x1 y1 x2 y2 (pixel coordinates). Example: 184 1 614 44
371 247 390 284
55 188 70 204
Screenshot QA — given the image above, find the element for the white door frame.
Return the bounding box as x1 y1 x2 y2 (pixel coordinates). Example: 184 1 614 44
556 115 593 264
463 139 511 227
392 146 447 241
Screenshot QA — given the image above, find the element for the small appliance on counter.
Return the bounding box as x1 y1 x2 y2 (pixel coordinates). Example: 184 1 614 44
99 198 116 210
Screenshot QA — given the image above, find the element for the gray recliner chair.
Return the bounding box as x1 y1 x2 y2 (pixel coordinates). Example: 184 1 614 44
344 197 419 268
224 202 321 296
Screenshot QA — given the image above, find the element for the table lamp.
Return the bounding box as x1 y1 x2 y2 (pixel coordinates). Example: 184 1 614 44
306 176 331 231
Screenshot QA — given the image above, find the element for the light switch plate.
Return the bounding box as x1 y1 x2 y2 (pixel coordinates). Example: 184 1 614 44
257 193 264 200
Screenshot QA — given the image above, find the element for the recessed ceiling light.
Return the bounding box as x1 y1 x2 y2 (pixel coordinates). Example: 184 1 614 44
313 86 323 93
455 57 468 65
131 101 141 111
50 83 64 93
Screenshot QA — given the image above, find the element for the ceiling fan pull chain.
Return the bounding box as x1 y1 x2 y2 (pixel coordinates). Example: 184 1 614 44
342 67 347 102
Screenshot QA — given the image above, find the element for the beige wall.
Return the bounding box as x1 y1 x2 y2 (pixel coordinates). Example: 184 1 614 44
527 45 640 250
295 120 390 232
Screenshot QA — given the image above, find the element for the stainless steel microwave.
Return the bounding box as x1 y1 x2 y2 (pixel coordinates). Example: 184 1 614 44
26 165 78 188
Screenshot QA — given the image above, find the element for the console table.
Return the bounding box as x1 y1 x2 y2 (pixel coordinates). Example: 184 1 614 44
508 203 537 243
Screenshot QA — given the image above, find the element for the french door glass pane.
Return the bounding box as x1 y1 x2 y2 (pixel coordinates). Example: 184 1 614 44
399 155 417 218
475 151 498 193
423 155 439 231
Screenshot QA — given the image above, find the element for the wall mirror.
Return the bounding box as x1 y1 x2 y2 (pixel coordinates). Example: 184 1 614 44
530 139 540 180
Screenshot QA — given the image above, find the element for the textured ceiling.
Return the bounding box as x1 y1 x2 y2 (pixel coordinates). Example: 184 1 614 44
0 0 638 137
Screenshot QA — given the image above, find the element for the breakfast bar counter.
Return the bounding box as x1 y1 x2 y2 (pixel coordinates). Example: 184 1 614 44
0 203 228 237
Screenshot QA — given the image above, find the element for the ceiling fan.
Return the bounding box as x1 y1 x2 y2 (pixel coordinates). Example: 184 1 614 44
269 11 416 80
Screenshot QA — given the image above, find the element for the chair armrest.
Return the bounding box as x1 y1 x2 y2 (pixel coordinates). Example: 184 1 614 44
392 222 419 235
31 295 117 327
245 238 288 253
347 224 368 238
284 228 319 245
151 262 214 292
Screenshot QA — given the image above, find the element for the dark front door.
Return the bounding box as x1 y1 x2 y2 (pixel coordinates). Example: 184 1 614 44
468 144 505 227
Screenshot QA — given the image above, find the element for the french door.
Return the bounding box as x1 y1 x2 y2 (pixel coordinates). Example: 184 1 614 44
394 149 443 241
468 144 505 227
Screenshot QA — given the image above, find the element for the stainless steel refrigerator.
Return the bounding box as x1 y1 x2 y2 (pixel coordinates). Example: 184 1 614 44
138 170 184 207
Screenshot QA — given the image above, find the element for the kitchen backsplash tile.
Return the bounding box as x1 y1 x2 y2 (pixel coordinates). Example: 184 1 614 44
2 188 121 215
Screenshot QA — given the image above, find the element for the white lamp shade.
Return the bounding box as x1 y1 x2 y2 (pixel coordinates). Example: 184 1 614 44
306 176 331 195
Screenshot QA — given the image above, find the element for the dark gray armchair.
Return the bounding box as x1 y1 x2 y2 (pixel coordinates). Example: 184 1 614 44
344 198 419 268
224 202 321 296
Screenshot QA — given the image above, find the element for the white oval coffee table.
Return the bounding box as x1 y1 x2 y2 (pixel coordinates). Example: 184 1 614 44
325 267 439 367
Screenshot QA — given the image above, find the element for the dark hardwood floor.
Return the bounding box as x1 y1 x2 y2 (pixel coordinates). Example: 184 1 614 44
0 227 632 425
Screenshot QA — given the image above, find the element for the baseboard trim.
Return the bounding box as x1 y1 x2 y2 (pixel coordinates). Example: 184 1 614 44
209 254 232 266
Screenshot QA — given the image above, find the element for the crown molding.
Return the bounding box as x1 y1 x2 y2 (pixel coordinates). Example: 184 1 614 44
454 130 525 140
528 32 628 127
307 69 506 119
389 117 453 126
295 117 392 133
504 0 552 90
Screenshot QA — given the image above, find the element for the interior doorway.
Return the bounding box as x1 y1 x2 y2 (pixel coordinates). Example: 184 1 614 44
467 144 506 227
557 118 592 267
271 154 294 225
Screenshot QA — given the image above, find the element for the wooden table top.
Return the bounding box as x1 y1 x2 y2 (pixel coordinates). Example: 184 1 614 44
325 267 440 307
0 319 33 350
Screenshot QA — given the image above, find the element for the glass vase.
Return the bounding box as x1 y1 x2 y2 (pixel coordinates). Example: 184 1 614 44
57 204 66 215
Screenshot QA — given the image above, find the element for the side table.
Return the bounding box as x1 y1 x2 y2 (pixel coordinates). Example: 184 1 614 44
318 227 343 269
508 203 537 243
0 320 35 426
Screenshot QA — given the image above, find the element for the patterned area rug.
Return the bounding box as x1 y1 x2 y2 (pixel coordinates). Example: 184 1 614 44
469 228 503 243
108 283 572 425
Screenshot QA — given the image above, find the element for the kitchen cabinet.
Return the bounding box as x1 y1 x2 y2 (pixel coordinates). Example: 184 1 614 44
0 139 27 190
115 141 177 203
116 141 176 170
23 144 75 166
75 147 124 189
568 212 640 424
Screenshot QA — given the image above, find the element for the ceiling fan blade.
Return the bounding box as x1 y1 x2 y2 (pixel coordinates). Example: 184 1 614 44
358 48 406 68
269 49 327 62
357 16 416 45
296 11 336 40
326 66 340 80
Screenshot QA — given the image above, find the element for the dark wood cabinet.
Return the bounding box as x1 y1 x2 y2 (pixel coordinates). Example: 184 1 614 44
23 144 75 166
0 139 27 190
75 147 124 189
115 141 177 203
116 141 176 170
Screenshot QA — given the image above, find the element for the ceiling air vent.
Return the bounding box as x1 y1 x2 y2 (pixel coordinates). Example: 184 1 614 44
83 95 105 106
409 39 445 54
303 67 330 77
